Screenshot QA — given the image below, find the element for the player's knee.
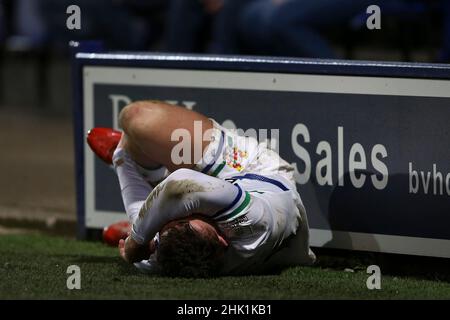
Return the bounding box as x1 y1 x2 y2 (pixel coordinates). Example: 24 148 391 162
119 102 140 131
119 101 164 136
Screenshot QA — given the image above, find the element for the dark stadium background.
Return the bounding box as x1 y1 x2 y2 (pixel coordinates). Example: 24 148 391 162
0 0 449 300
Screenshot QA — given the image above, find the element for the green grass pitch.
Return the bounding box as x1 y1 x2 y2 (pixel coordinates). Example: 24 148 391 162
1 234 449 299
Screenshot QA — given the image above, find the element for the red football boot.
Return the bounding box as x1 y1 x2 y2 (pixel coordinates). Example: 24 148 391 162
102 220 131 246
87 128 122 165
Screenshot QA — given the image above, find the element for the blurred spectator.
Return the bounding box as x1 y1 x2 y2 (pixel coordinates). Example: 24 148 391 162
211 0 251 53
7 0 46 49
165 0 450 63
123 0 168 50
166 0 254 54
15 0 46 42
165 0 385 58
235 0 380 58
166 0 221 53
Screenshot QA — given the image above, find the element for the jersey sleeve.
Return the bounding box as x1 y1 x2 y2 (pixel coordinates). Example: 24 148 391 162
130 168 244 244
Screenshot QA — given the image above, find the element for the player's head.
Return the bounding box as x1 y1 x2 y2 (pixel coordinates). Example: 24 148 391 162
156 216 228 278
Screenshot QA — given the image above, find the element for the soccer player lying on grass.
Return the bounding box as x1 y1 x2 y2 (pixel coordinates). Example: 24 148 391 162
87 100 315 277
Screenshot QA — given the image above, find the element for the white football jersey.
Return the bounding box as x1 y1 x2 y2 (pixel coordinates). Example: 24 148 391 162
128 168 313 275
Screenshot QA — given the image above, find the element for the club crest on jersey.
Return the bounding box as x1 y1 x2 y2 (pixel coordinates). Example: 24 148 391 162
224 137 248 172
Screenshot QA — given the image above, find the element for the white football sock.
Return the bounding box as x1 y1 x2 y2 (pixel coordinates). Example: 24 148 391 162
112 148 152 224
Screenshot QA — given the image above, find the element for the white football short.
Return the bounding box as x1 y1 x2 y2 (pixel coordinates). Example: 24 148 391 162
195 119 296 188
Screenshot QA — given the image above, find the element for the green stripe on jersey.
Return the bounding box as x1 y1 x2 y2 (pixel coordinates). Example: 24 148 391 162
217 191 251 222
211 161 226 177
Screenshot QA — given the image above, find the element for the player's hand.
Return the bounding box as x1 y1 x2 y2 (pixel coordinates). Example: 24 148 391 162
118 238 129 263
119 236 151 263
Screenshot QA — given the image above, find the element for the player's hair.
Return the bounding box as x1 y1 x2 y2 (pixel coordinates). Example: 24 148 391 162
156 223 226 278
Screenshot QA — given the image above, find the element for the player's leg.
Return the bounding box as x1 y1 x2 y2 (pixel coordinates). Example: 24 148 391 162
119 100 213 172
117 131 161 169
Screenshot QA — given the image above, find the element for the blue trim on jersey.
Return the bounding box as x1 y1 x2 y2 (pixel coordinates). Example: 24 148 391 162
202 131 225 174
213 184 243 217
231 174 289 191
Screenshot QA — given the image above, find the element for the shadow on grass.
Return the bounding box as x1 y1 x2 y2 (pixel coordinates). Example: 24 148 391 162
314 247 450 283
54 253 144 276
51 249 450 282
54 254 119 264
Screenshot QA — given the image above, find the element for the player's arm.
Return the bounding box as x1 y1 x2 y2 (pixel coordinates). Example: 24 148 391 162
119 237 156 263
129 168 241 248
110 147 156 263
